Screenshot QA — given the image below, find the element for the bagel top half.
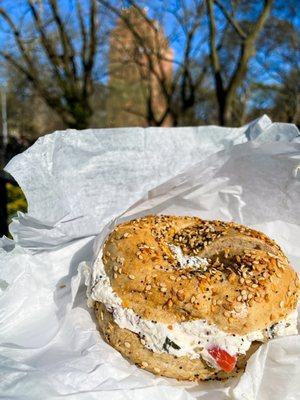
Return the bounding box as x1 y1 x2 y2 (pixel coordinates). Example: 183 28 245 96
101 215 299 335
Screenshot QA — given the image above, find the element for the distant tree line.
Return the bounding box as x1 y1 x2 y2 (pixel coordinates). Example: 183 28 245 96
0 0 298 150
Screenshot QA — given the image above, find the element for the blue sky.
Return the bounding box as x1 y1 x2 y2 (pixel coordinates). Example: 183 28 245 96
0 0 299 89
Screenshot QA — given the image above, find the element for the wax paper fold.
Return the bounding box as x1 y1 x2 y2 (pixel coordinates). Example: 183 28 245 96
0 116 300 400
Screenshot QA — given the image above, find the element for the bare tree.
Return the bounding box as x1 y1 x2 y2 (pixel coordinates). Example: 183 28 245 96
206 0 274 126
251 3 300 125
0 0 99 129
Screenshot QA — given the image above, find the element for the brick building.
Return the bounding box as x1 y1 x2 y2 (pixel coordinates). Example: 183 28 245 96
107 8 173 127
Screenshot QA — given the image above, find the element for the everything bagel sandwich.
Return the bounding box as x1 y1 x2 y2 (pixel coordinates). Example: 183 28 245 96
86 215 299 381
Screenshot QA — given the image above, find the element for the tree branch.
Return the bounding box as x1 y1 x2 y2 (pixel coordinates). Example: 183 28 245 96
206 0 225 121
0 50 34 82
82 0 97 100
48 0 77 81
226 0 274 106
249 0 274 40
27 0 66 90
214 0 247 39
87 0 97 70
127 0 158 34
0 8 37 75
180 13 203 110
77 1 88 64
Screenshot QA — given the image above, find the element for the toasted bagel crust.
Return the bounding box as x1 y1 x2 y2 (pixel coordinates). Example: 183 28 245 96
102 215 299 335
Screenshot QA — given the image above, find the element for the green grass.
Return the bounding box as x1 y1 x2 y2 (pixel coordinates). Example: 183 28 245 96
7 183 28 224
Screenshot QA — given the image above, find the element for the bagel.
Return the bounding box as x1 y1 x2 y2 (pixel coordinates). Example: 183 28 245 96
87 215 299 381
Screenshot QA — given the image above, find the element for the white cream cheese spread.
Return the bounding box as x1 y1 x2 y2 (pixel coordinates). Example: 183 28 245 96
168 244 209 271
84 249 298 369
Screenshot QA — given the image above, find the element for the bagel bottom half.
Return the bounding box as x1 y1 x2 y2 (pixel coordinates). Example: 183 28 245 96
94 301 260 381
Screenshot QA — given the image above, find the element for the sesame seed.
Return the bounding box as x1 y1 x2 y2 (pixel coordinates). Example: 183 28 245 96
167 298 173 308
252 284 258 288
169 275 176 281
280 300 284 308
191 296 196 303
142 361 149 368
113 265 119 272
140 339 146 345
237 295 242 302
241 290 247 295
154 367 161 373
128 275 135 280
114 273 118 279
177 290 185 301
235 303 244 311
239 278 245 284
160 287 167 293
277 261 285 270
100 311 104 320
124 342 131 348
145 285 152 291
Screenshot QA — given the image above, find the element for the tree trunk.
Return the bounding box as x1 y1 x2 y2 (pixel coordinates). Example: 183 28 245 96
0 173 8 237
207 0 274 127
216 87 228 126
169 110 178 127
60 99 92 129
222 96 233 126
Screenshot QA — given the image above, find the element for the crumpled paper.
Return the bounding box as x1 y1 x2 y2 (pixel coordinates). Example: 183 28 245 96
0 115 299 400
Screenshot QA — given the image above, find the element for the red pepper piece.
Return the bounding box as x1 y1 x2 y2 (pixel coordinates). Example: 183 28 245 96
208 346 237 372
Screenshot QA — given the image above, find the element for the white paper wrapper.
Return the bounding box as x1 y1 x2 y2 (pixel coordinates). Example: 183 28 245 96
1 116 300 400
